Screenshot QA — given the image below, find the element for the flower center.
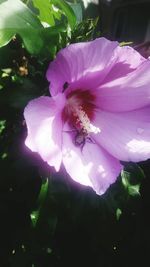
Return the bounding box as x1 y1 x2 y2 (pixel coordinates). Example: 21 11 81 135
62 90 100 136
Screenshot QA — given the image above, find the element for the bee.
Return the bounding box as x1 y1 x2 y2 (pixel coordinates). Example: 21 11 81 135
74 129 95 151
64 128 94 151
74 130 88 148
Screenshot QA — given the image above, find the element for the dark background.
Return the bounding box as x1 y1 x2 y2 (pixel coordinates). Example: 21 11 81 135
87 0 150 44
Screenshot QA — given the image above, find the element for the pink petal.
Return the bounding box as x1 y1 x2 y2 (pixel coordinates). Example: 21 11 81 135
96 60 150 112
24 94 65 171
62 131 92 187
46 37 118 96
102 45 145 84
92 107 150 163
82 143 122 195
62 130 122 195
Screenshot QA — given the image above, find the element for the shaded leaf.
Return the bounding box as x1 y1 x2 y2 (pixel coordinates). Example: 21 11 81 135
68 2 83 23
0 0 44 54
32 0 61 26
120 41 133 46
71 17 99 43
51 0 76 29
0 77 41 109
121 164 144 197
0 120 6 135
128 184 140 196
116 208 122 220
31 178 49 227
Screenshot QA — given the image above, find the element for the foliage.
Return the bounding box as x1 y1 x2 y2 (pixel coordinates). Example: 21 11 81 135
0 1 149 267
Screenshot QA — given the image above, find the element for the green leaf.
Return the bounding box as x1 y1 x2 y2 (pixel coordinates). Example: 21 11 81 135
71 17 99 43
120 41 133 47
121 170 130 189
37 178 49 206
51 0 76 29
0 120 6 135
116 208 122 220
0 0 44 54
128 184 140 196
121 164 144 197
39 24 67 58
31 178 49 227
43 23 66 35
32 0 61 26
68 2 82 23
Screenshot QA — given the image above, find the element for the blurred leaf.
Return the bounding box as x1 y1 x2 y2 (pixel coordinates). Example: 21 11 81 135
0 77 41 108
71 17 99 43
51 0 76 29
0 120 6 135
43 23 66 35
37 178 49 206
121 171 130 189
116 208 122 220
0 46 16 68
101 163 145 219
128 184 140 196
0 0 44 54
32 0 61 26
121 164 144 197
120 41 133 46
31 178 49 227
38 24 67 58
33 0 55 26
68 2 82 23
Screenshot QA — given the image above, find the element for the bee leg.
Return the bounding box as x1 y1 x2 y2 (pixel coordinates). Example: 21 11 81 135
80 140 86 153
86 137 95 144
63 129 77 134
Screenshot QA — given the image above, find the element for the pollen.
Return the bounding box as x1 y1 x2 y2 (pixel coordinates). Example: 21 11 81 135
74 106 101 135
63 89 100 135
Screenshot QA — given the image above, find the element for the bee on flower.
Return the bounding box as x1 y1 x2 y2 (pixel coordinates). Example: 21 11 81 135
24 37 150 195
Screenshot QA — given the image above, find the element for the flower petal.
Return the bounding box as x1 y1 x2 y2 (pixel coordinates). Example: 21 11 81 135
62 130 122 195
102 45 145 83
96 60 150 112
24 94 65 171
92 107 150 162
62 131 92 187
46 37 118 96
82 143 122 195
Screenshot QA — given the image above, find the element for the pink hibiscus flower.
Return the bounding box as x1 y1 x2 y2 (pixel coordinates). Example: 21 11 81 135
24 37 150 195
